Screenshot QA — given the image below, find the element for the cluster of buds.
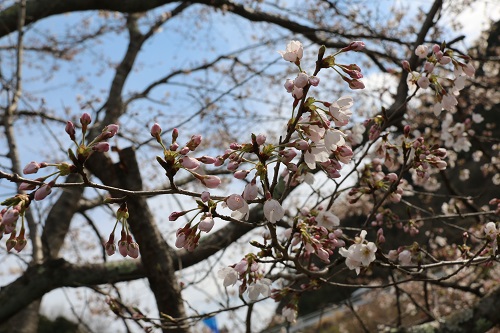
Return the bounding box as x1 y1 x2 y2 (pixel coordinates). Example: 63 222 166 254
283 207 345 265
67 113 119 159
348 159 405 204
217 254 272 301
405 43 475 116
370 209 403 229
412 137 448 179
0 194 30 252
319 41 366 90
152 124 222 189
104 203 139 258
18 113 119 203
283 72 320 100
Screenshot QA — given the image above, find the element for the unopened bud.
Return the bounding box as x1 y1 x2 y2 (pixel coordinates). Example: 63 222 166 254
404 125 411 137
65 121 76 140
401 60 411 72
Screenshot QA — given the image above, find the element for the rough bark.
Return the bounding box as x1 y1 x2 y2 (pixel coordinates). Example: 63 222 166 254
398 285 500 333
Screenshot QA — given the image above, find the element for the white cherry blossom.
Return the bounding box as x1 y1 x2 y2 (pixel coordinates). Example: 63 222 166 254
278 40 303 62
263 199 285 223
247 278 272 300
217 267 238 287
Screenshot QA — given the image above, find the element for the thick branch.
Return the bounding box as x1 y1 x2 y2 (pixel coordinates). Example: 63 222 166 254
399 284 500 333
0 259 144 323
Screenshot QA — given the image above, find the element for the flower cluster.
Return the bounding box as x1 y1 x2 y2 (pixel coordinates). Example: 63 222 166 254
406 43 475 116
0 114 119 253
339 230 377 275
153 124 221 189
0 195 30 252
104 203 140 258
283 207 345 265
217 255 272 301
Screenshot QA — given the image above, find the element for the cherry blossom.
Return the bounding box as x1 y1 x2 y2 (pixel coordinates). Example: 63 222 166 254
316 210 340 229
198 214 215 233
398 250 412 266
217 267 238 287
278 40 303 62
247 278 272 300
415 44 428 58
263 199 285 223
282 307 297 323
339 230 377 275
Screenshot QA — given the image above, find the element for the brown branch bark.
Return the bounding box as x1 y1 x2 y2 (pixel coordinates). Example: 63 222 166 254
398 284 500 333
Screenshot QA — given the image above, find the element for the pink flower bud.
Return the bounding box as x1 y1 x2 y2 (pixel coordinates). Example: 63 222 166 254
227 160 240 171
198 214 214 233
14 236 27 252
214 157 224 167
172 128 179 142
170 142 179 151
23 161 41 175
439 56 451 65
292 86 303 99
19 182 37 191
294 140 309 150
343 76 365 89
65 121 76 140
151 123 162 137
243 182 259 201
316 248 330 263
386 173 398 182
175 230 187 248
180 156 200 170
435 160 447 170
92 142 110 152
118 240 128 257
294 72 309 88
233 170 249 180
105 239 116 256
102 124 119 139
34 184 52 201
169 211 186 221
344 41 365 51
255 134 266 146
280 149 297 163
200 191 211 202
186 135 202 151
179 146 190 155
417 76 430 89
201 175 221 188
127 242 140 259
234 259 248 274
432 44 441 54
80 113 91 126
309 76 320 86
404 125 411 137
228 144 240 151
226 194 245 211
284 79 294 93
401 60 411 72
197 155 217 164
423 62 435 73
